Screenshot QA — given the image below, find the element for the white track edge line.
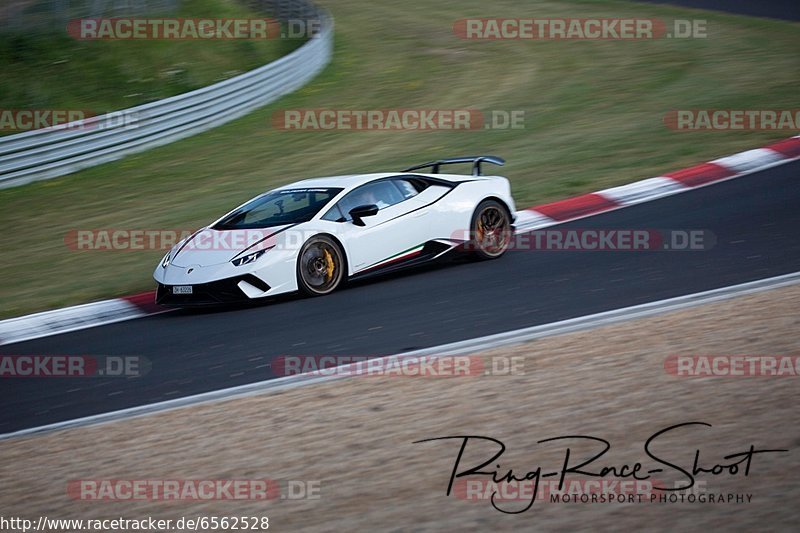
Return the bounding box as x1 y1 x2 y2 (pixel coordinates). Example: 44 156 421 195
0 307 170 347
2 270 798 441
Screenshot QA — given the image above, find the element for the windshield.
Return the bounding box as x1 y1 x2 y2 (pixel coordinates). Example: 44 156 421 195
213 188 342 230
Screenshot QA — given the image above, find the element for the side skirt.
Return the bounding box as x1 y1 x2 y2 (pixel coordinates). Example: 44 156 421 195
350 240 463 281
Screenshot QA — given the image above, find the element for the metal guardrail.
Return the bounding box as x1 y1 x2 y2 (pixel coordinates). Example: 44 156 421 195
0 1 332 189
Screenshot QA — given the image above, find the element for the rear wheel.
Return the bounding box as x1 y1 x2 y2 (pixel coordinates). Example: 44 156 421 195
470 200 512 259
297 235 346 296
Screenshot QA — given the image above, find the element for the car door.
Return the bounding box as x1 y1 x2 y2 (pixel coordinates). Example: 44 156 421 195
327 179 430 273
398 180 452 239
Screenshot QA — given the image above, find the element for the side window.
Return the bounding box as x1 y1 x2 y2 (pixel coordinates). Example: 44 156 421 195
337 181 406 217
392 179 421 199
321 179 425 222
321 203 345 222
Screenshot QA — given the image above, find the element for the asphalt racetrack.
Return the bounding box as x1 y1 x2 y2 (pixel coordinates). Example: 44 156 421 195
2 160 799 434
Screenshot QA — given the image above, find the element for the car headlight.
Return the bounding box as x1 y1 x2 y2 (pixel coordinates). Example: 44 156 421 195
231 249 268 267
161 251 172 268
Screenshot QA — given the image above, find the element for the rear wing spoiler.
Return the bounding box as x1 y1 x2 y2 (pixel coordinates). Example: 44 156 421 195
402 156 505 177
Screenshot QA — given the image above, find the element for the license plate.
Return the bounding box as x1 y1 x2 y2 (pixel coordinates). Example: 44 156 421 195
172 285 193 295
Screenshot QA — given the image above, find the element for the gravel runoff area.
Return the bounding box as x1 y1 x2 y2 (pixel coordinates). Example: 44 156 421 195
0 284 798 531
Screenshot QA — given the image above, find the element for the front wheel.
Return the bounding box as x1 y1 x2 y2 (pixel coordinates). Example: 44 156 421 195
470 200 512 259
297 235 346 296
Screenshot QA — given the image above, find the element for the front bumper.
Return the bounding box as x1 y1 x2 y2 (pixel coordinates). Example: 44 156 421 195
156 274 271 307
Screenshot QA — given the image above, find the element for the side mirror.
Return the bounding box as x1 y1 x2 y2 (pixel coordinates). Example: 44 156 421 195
349 204 379 226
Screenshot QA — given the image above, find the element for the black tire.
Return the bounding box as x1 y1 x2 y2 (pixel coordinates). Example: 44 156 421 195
296 235 346 296
470 199 512 260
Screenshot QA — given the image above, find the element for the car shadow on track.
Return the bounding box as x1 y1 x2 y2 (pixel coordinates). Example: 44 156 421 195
162 253 480 317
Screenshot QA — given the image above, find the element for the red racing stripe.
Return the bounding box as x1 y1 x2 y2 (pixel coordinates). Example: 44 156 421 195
664 162 735 187
532 193 619 222
765 137 800 159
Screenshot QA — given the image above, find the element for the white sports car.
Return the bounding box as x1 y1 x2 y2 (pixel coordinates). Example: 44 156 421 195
154 156 516 306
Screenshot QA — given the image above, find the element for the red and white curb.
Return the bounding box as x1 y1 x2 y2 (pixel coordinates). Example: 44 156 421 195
514 135 800 231
1 135 798 346
0 292 162 346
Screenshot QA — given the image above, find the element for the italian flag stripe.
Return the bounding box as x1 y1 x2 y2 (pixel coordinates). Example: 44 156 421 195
359 244 425 273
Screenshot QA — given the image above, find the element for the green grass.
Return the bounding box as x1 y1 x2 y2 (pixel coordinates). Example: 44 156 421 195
0 0 798 318
0 0 304 113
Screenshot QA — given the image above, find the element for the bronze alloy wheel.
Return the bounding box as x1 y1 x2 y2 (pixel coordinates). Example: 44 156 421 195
297 235 345 296
471 200 512 259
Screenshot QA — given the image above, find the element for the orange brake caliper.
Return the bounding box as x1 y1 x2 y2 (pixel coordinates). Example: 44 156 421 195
323 249 335 281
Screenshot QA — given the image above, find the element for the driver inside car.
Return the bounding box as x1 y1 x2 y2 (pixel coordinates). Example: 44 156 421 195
360 189 390 209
